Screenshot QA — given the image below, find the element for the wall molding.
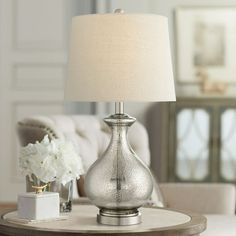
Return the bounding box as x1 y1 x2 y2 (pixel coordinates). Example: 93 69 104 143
12 63 66 91
12 0 68 51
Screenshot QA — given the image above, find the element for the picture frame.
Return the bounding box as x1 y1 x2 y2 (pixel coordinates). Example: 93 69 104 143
176 7 236 85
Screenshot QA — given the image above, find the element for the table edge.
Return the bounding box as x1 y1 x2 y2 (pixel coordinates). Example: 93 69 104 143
0 206 207 236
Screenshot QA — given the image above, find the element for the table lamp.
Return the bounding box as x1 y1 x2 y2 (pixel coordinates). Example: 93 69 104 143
65 9 176 226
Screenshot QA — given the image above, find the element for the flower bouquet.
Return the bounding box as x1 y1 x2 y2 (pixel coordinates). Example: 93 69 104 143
19 135 84 211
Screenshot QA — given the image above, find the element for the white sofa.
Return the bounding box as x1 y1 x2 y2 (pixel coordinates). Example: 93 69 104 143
17 115 151 172
17 115 236 235
160 183 235 215
160 183 236 235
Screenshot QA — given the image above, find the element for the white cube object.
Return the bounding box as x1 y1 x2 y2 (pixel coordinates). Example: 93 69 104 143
18 192 59 220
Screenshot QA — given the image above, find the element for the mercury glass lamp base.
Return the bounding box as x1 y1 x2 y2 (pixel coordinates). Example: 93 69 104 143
84 108 153 227
97 209 141 226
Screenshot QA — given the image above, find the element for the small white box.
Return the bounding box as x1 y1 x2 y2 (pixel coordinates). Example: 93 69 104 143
18 192 59 220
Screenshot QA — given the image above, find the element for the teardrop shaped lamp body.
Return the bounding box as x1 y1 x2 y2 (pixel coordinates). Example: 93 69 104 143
84 113 153 225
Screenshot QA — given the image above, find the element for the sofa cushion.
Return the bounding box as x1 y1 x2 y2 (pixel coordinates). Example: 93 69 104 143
160 183 236 215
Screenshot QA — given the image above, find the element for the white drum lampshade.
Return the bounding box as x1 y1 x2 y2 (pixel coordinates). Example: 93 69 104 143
65 13 176 102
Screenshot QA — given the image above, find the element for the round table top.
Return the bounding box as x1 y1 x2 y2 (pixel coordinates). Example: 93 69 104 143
0 205 206 236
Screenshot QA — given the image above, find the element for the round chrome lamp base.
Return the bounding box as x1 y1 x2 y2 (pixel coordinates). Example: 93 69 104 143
97 210 141 226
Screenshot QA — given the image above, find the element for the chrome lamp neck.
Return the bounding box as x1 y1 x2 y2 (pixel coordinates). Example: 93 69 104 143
115 102 124 114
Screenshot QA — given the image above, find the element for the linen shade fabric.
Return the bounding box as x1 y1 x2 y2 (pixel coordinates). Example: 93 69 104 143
65 13 176 102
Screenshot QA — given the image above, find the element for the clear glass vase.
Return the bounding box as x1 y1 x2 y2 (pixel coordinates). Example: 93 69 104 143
49 180 73 212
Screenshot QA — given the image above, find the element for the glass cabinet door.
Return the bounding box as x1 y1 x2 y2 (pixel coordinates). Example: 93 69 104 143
166 98 236 183
175 108 210 181
220 108 236 181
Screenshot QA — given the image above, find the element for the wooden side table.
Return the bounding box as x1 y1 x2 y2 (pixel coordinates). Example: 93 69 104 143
0 205 206 236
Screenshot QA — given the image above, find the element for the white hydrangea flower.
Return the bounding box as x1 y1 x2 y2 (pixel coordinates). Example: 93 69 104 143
19 135 84 185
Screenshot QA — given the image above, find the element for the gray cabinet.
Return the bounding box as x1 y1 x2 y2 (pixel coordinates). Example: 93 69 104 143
164 97 236 183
